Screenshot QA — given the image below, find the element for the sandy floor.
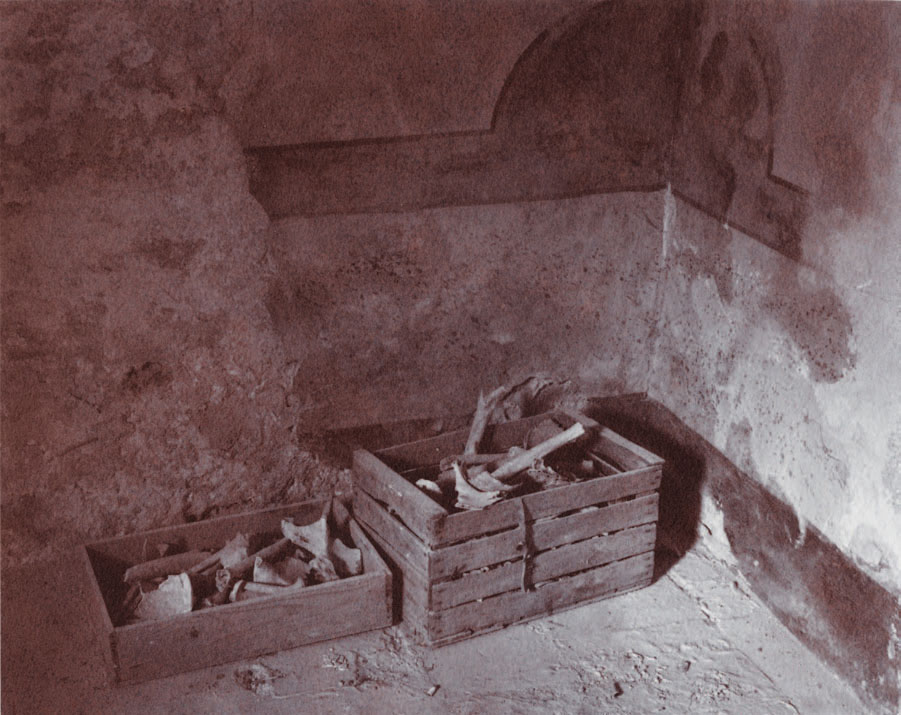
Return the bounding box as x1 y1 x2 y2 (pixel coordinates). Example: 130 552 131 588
2 543 868 714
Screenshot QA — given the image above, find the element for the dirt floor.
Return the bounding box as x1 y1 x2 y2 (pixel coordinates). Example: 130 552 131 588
2 542 868 714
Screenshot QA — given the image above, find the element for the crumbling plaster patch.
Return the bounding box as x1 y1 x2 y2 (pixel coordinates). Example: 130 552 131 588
650 194 901 592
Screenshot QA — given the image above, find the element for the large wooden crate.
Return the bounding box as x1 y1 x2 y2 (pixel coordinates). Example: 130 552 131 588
82 499 392 683
352 409 663 646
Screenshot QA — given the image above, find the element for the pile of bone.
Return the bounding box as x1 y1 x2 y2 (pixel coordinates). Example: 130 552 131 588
116 501 361 624
414 386 591 511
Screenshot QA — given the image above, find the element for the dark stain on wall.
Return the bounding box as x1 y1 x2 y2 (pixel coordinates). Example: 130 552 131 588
800 2 898 220
763 269 856 383
122 361 172 394
699 31 728 99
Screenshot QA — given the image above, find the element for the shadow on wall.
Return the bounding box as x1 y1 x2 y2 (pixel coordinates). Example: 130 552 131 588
586 395 703 580
586 395 901 714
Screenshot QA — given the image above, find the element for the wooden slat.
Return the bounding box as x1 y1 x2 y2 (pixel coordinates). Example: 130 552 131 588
430 524 655 610
556 408 663 467
112 570 390 683
348 518 391 577
353 489 432 576
436 465 661 546
354 511 430 612
353 449 448 544
426 551 653 642
597 426 663 466
79 546 118 684
84 500 325 564
376 413 555 469
430 493 659 580
426 580 651 648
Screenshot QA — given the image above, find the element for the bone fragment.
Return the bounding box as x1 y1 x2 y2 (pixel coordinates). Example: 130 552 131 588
453 461 503 510
439 453 507 472
279 556 311 585
218 533 251 568
309 555 340 582
329 538 363 577
416 478 443 496
464 386 507 455
134 573 194 620
229 580 248 602
467 465 517 492
215 567 233 593
230 579 305 602
490 422 586 482
227 537 292 580
281 515 328 559
124 550 212 583
253 556 291 586
330 497 352 533
526 459 568 489
188 533 250 575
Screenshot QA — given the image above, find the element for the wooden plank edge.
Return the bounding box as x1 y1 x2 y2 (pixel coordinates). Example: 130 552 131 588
84 499 326 551
430 524 656 610
430 493 659 581
353 448 447 545
424 578 654 648
349 517 391 577
435 465 661 547
79 546 119 684
114 574 390 684
353 509 431 605
354 488 432 573
426 551 653 641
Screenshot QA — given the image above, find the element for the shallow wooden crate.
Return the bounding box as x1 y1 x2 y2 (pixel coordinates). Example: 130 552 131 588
81 499 392 683
352 409 662 646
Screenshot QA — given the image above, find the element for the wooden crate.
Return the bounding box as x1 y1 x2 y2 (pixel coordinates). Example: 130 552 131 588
352 409 662 646
82 499 392 683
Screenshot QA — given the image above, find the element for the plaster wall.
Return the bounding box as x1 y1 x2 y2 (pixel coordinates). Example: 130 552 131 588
269 192 664 431
655 1 901 592
0 2 350 563
0 1 668 563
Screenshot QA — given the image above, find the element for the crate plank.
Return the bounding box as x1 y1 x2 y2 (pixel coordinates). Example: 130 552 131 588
86 501 325 564
430 523 655 610
112 571 389 683
435 465 661 546
376 413 557 469
353 488 432 576
429 494 659 581
354 510 430 611
427 551 654 641
79 547 118 682
349 519 390 577
427 580 652 648
353 449 447 544
556 407 662 467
